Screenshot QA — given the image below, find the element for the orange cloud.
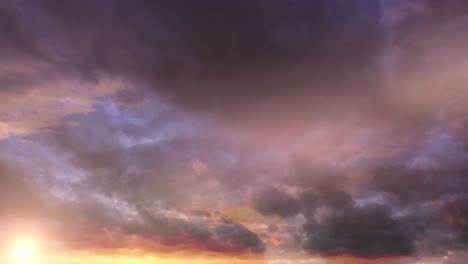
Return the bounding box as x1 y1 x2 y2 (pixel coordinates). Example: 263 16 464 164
269 238 280 247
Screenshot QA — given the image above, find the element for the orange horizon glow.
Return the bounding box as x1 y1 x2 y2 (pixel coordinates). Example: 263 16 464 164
0 250 268 264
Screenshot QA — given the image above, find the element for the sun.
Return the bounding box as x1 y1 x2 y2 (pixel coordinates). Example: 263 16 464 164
9 237 39 263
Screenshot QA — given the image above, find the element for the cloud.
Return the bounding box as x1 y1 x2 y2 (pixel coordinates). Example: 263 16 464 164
1 0 386 122
4 0 464 138
0 2 121 137
253 187 301 217
444 196 468 243
56 200 265 255
370 166 435 203
0 1 40 60
3 0 468 132
296 186 354 221
0 160 53 220
3 0 468 261
303 204 415 257
211 222 265 254
39 101 254 208
0 100 270 256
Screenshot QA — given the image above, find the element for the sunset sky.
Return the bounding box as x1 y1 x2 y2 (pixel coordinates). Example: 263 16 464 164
1 1 468 263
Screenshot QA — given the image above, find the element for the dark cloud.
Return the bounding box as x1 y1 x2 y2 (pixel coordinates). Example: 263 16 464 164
300 186 353 212
0 3 44 94
444 196 468 243
1 0 385 117
2 0 459 141
132 0 383 112
253 187 301 217
2 0 468 122
370 166 436 203
211 222 265 254
58 201 264 255
303 204 415 257
0 1 39 59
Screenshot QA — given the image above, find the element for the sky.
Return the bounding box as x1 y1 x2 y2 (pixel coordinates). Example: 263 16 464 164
1 0 468 263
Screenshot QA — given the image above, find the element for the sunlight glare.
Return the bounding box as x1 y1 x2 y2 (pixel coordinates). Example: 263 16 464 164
9 237 39 263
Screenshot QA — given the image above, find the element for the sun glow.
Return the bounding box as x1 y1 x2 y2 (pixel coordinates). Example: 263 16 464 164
9 237 39 263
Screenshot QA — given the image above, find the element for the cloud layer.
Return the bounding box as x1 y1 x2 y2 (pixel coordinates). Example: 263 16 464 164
1 1 468 263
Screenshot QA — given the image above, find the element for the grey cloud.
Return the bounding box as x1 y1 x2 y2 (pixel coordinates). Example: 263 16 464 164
253 187 301 217
211 222 265 254
370 166 436 203
444 196 468 243
303 204 415 257
2 0 468 129
252 184 353 218
2 0 385 116
300 186 353 211
0 2 39 59
59 201 265 254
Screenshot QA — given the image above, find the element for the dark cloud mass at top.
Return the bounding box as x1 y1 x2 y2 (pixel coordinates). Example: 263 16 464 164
2 0 385 115
1 0 468 263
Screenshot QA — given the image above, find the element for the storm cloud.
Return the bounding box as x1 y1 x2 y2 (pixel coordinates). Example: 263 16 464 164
303 204 415 257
